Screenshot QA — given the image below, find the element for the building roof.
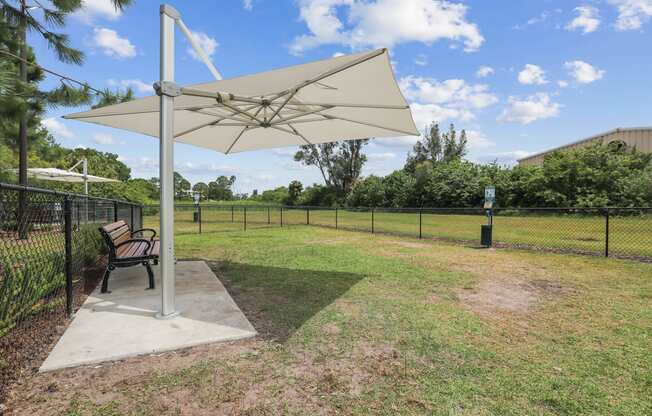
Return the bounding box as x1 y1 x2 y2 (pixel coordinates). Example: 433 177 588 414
517 127 652 163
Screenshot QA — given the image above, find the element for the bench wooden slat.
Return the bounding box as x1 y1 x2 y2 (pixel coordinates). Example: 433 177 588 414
148 241 160 256
103 220 128 233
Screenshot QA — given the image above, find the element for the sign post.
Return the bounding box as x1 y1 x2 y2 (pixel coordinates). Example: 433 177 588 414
481 186 495 247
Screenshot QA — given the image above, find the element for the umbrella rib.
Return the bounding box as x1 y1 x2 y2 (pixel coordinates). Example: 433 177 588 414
175 103 260 138
224 105 266 154
270 106 333 125
286 102 409 110
187 108 254 124
268 90 298 123
225 126 251 154
218 100 265 125
280 123 315 146
321 114 418 136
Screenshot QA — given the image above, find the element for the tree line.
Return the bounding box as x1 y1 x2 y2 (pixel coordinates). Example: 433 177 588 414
258 123 652 208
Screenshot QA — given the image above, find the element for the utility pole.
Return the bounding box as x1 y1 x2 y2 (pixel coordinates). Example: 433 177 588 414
18 0 28 187
18 0 29 239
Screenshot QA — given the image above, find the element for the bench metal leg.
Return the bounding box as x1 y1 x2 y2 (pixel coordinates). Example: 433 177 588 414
101 265 114 293
144 262 155 290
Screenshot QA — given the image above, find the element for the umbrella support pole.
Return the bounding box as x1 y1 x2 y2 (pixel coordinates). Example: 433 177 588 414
157 4 180 319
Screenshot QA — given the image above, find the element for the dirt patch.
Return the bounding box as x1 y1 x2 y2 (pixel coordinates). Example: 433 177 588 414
458 278 565 316
426 293 442 304
322 323 342 335
389 240 431 249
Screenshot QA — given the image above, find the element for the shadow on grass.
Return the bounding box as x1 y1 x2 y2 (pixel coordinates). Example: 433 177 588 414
198 260 365 343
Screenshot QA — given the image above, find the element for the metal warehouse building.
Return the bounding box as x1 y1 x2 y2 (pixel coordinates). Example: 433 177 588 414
518 127 652 166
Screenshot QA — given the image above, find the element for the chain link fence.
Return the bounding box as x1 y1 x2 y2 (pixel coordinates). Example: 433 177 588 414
144 204 652 262
0 183 142 403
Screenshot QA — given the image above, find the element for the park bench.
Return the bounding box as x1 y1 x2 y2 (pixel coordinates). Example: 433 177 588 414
98 220 159 293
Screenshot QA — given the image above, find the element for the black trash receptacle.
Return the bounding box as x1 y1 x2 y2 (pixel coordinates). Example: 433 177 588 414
193 211 199 223
481 224 492 247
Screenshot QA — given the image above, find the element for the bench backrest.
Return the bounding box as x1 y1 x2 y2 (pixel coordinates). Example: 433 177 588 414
99 220 131 257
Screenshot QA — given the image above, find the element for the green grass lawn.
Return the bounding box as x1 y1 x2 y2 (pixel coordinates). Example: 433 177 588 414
14 226 651 415
143 207 652 259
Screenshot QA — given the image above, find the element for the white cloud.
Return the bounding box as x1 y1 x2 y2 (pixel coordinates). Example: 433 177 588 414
42 118 75 140
465 130 495 149
243 0 253 10
609 0 652 30
290 0 484 55
107 79 153 94
400 77 499 110
564 60 605 83
92 133 124 145
187 31 219 61
518 64 547 85
399 76 498 128
498 93 560 124
93 28 136 58
74 0 122 23
375 136 420 147
557 80 569 88
527 11 550 26
566 6 601 34
399 76 498 129
476 65 494 78
367 152 396 161
414 54 428 66
332 51 346 57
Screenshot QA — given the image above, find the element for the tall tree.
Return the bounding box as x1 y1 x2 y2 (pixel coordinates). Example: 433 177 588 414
405 123 468 172
207 175 236 200
173 171 191 199
287 180 303 205
294 139 369 195
1 0 133 185
192 182 208 200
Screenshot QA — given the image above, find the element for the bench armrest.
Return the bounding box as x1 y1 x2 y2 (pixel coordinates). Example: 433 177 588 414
115 238 152 252
131 228 157 240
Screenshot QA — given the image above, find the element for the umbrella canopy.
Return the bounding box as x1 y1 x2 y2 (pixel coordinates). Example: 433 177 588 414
22 168 119 183
64 49 418 153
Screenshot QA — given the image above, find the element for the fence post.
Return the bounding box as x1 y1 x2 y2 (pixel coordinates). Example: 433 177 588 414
64 197 74 317
419 209 422 239
371 208 374 234
130 204 134 229
198 204 202 234
605 208 610 258
335 207 338 229
113 201 119 222
307 208 310 225
244 206 247 231
280 206 283 227
231 205 234 222
267 206 270 225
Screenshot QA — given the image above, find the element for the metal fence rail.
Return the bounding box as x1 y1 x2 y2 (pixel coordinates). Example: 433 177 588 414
143 204 652 262
0 183 142 403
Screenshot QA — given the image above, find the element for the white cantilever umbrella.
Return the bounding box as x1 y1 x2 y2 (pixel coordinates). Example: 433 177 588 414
64 4 418 319
24 159 118 194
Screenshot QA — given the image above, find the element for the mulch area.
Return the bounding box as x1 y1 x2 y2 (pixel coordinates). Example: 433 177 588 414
0 262 104 412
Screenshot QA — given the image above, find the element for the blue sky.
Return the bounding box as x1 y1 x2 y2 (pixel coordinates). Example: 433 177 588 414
32 0 652 194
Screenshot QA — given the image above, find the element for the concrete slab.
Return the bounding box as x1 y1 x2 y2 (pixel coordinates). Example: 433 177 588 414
40 261 256 372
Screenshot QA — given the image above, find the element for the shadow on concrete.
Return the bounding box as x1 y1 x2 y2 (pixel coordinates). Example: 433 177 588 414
202 260 365 343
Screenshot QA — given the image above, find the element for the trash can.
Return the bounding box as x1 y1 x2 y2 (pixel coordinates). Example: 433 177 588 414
481 224 492 247
193 211 199 223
